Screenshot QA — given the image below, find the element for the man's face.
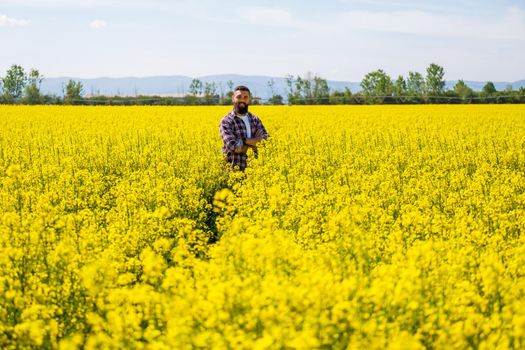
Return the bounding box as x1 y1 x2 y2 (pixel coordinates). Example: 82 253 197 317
232 90 250 114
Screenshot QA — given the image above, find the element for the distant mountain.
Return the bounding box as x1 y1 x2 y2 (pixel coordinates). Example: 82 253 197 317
40 74 525 100
444 80 525 92
41 75 193 97
40 74 362 100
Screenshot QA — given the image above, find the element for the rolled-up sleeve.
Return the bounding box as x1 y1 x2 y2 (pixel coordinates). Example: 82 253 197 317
220 119 243 153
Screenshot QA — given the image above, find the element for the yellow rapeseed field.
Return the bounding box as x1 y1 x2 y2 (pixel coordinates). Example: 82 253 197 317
0 105 524 349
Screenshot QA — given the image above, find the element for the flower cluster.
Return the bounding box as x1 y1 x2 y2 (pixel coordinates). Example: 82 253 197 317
0 105 524 349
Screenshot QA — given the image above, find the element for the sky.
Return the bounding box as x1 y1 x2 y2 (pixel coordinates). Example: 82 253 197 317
1 0 524 82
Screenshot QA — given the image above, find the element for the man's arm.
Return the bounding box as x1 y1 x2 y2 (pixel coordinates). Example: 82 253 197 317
244 129 265 147
244 118 269 147
220 120 246 153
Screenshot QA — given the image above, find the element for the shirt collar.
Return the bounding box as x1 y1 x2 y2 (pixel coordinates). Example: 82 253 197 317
228 110 251 120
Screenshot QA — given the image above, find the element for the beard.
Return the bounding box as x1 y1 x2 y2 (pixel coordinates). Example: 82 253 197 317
234 102 249 115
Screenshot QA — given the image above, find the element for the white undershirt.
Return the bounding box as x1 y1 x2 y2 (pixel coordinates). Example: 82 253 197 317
239 114 251 138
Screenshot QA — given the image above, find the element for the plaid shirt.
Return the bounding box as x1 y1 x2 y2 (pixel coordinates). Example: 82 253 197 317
219 110 268 171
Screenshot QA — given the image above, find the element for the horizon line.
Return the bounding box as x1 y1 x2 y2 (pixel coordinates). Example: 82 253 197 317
41 74 525 84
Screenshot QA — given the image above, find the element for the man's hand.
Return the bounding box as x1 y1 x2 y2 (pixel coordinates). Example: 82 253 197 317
234 145 250 154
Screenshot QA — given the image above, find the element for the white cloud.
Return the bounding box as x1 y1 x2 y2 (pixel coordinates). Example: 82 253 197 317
0 0 200 10
237 5 525 42
0 14 30 27
240 7 293 26
237 6 316 30
89 19 107 29
336 6 525 41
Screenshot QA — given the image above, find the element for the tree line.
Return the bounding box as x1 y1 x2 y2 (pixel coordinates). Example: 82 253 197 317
0 65 84 105
282 64 524 104
1 64 524 105
355 63 525 104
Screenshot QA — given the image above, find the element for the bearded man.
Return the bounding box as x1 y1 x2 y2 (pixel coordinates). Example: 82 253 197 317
219 85 269 171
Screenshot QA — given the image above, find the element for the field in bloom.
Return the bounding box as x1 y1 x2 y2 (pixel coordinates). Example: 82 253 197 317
0 104 524 349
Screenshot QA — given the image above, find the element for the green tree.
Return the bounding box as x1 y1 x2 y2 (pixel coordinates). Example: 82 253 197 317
285 74 296 104
394 75 407 96
23 68 44 104
267 79 276 97
407 71 425 96
302 72 313 103
221 80 234 105
203 82 217 104
425 63 445 95
267 94 284 105
329 87 352 104
227 80 234 92
360 69 393 103
64 79 83 105
454 80 474 100
482 81 497 95
294 76 306 104
189 78 203 96
312 75 330 104
2 64 27 102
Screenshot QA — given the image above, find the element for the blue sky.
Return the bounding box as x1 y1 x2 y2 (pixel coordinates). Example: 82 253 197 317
1 0 524 81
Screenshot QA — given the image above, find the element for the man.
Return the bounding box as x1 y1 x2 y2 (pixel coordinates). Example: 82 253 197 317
219 85 269 171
